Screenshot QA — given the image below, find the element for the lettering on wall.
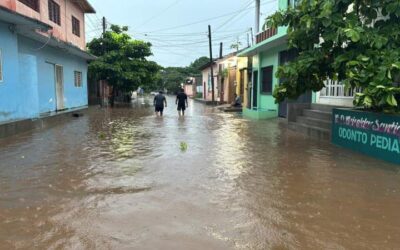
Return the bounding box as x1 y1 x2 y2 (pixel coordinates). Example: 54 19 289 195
332 109 400 164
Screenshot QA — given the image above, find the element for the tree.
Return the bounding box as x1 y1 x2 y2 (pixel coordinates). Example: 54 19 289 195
187 56 209 75
268 0 400 112
159 56 209 94
87 25 160 104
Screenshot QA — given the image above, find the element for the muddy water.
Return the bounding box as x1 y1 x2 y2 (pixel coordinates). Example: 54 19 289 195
0 97 399 250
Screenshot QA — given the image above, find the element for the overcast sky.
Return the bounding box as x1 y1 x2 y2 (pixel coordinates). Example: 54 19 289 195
86 0 277 67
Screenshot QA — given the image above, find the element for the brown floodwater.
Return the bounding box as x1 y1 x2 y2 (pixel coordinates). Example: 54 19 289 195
0 96 399 250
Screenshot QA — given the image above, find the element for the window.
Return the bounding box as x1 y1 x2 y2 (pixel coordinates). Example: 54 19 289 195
19 0 39 12
288 0 299 7
72 16 80 37
0 50 3 82
48 0 61 25
74 71 82 87
261 66 273 94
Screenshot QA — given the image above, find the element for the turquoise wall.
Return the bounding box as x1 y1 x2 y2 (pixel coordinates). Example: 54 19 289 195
253 43 287 114
0 20 88 124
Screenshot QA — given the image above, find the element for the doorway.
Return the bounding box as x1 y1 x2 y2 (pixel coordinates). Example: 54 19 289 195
252 71 258 109
55 64 64 111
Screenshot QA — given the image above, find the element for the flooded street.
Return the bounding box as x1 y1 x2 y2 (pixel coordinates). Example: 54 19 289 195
0 96 399 249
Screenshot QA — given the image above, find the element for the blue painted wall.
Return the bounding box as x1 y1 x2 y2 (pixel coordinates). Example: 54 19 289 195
0 20 88 124
18 36 88 114
0 22 21 122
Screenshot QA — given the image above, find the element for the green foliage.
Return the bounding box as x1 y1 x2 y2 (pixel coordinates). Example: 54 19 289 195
268 0 400 112
87 25 161 93
161 56 209 93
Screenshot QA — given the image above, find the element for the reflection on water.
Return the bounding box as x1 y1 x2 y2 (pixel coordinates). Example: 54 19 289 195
0 97 399 249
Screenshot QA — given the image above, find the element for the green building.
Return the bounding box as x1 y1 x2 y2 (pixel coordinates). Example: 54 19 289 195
238 0 313 120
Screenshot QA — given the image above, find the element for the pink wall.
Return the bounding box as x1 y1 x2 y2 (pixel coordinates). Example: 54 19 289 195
184 84 193 97
0 0 16 10
0 0 87 50
201 65 218 102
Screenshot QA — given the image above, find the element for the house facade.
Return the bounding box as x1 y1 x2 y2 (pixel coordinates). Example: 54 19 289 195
0 0 95 125
239 0 356 120
200 61 218 102
200 52 240 104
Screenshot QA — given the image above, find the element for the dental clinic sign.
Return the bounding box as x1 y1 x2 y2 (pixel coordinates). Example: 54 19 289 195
332 109 400 164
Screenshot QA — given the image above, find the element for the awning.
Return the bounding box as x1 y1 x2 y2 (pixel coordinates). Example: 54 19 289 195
238 34 287 57
0 6 51 31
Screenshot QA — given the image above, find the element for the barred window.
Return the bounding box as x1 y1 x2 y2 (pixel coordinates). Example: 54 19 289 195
261 66 273 94
19 0 39 12
0 50 3 82
48 0 61 25
72 16 80 37
74 71 82 87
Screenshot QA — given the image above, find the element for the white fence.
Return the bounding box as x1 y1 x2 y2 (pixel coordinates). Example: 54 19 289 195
320 80 360 98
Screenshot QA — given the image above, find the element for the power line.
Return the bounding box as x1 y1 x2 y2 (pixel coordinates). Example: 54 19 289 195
133 0 183 29
136 2 264 34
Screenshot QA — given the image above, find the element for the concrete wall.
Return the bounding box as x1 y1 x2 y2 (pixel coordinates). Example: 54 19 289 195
0 0 87 50
18 35 88 114
259 44 287 111
236 57 248 108
0 22 32 123
0 21 88 124
201 64 218 101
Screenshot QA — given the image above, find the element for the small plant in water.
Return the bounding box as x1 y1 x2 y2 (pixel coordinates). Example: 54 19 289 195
98 132 106 140
180 142 188 152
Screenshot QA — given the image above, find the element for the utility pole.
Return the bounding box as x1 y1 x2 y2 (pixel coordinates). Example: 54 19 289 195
102 17 107 36
219 42 223 59
208 25 215 105
247 32 250 47
255 0 260 33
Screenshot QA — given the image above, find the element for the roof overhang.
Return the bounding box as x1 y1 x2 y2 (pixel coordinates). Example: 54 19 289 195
198 61 216 71
70 0 96 13
0 6 51 31
18 30 97 61
238 34 288 57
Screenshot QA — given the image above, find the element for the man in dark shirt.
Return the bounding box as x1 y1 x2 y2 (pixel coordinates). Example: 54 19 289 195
154 91 167 116
176 88 188 116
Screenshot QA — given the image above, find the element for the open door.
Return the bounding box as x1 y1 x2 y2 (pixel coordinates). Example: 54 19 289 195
55 64 64 111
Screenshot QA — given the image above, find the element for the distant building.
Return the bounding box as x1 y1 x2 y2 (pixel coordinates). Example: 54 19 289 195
199 52 240 104
0 0 96 125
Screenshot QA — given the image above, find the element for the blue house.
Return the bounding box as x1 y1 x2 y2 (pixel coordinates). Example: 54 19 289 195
0 0 95 128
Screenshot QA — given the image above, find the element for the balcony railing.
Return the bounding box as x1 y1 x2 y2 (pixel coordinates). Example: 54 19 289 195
255 27 277 44
320 79 361 98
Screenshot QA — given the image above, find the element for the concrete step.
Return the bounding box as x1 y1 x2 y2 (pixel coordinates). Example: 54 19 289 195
310 103 345 113
289 122 331 140
296 116 332 130
303 109 332 121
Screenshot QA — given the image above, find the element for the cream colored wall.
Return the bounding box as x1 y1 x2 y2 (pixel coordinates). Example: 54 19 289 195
316 92 354 107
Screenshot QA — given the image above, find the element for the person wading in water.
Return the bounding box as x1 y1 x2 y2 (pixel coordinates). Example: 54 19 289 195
154 91 167 116
176 88 188 116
